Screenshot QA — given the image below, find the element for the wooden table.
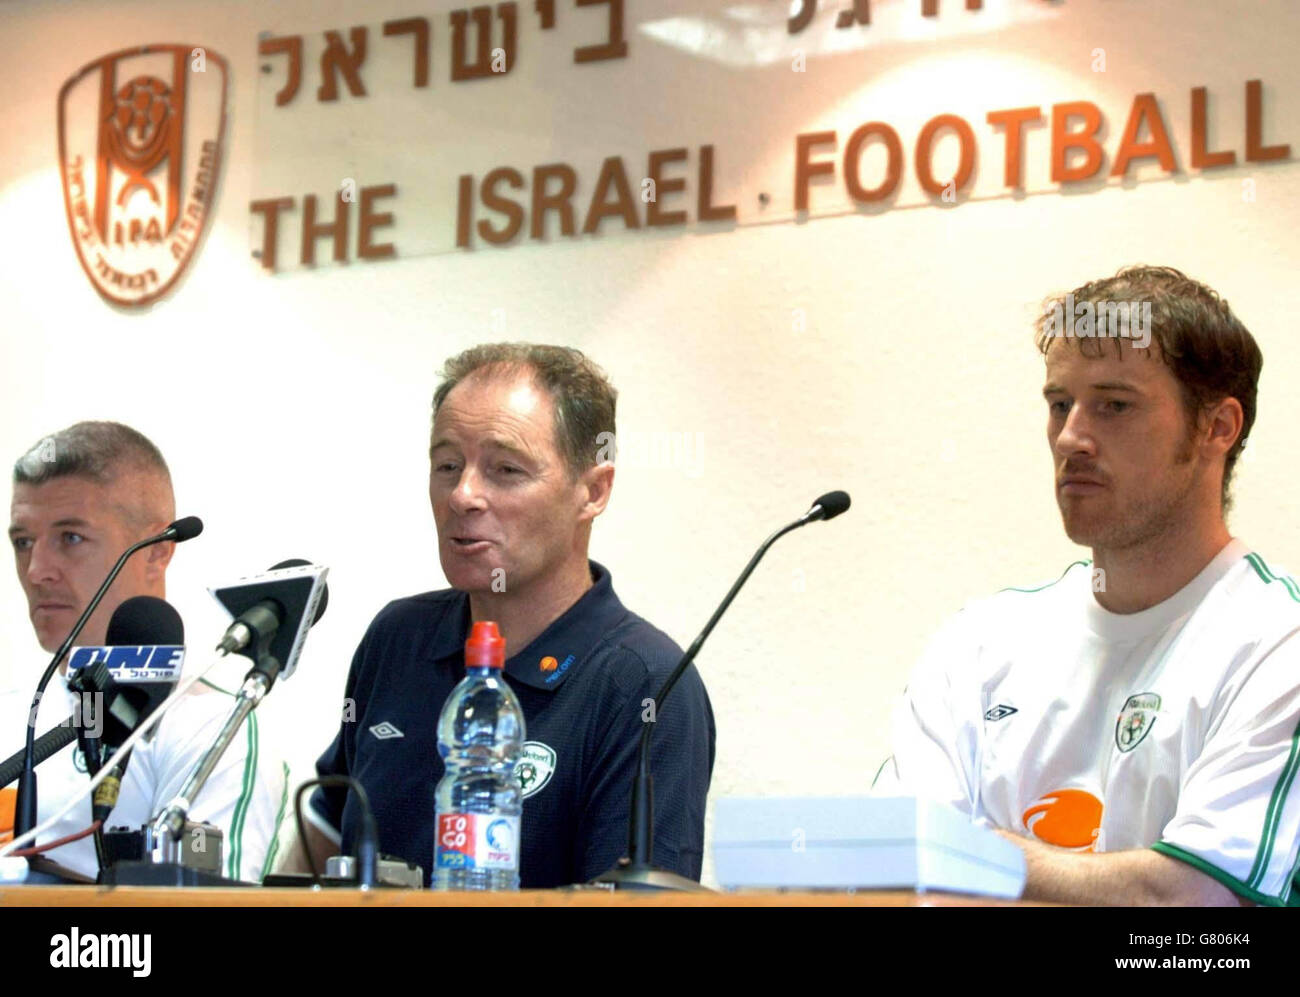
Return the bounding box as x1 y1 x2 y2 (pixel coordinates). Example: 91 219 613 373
0 885 1038 906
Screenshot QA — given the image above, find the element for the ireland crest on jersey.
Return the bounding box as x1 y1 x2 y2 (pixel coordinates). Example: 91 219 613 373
514 741 557 798
1116 692 1161 752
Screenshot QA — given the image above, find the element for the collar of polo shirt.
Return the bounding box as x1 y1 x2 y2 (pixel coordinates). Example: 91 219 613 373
427 560 628 691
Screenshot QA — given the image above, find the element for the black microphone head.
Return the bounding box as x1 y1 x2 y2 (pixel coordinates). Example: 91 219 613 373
813 490 851 521
106 595 185 646
270 559 330 624
211 560 329 681
167 516 204 542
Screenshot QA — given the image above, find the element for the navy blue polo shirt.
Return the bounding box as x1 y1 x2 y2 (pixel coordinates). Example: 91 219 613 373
310 561 715 887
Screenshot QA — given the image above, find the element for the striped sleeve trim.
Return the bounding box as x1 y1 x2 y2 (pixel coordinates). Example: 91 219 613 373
1151 841 1289 906
1245 552 1300 603
1244 714 1300 892
1284 832 1300 906
1231 555 1300 894
225 711 258 880
181 678 261 881
260 761 291 881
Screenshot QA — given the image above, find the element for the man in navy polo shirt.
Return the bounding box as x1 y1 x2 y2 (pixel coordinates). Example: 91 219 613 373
293 343 715 887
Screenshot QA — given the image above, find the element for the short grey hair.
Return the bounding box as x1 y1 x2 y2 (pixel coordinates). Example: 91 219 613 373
14 420 172 492
431 343 617 476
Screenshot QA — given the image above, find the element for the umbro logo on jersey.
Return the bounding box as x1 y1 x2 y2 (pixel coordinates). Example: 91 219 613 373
369 721 405 740
984 704 1018 722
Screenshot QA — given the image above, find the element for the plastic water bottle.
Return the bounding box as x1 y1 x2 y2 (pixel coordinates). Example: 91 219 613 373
433 621 525 890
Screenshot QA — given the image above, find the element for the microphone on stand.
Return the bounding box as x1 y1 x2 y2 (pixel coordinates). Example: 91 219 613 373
110 559 331 883
210 558 330 687
72 596 185 873
12 517 203 838
2 595 191 791
591 490 851 891
75 596 187 751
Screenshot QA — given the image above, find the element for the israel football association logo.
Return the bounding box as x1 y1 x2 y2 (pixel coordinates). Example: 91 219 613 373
514 741 557 799
1115 692 1161 752
58 43 228 308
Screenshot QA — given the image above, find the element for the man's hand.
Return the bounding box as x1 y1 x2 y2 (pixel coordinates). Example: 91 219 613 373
277 820 340 876
994 829 1248 906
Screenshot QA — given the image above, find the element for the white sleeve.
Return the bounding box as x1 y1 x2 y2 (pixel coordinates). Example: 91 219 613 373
148 683 289 884
1155 629 1300 905
873 610 981 816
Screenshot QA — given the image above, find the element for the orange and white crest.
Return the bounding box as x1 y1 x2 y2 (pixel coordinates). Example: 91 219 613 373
58 44 228 308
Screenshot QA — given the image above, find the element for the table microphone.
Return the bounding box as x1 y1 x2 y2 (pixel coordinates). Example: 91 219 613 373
12 516 202 837
88 596 185 868
211 558 330 686
591 490 851 891
0 597 186 788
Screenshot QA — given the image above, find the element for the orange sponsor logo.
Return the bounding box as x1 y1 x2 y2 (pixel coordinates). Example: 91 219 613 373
58 44 228 307
1022 788 1103 851
539 656 558 672
0 786 16 845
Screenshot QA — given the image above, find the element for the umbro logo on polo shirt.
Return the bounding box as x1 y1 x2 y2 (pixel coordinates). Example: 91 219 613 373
369 721 405 740
984 704 1018 722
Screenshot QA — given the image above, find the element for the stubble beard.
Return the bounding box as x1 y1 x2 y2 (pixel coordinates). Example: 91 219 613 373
1059 435 1199 554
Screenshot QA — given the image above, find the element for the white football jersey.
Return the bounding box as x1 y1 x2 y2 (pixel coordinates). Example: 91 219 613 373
875 538 1300 905
1 668 288 883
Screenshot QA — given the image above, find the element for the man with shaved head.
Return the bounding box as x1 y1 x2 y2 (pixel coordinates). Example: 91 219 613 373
10 422 176 654
1 421 286 882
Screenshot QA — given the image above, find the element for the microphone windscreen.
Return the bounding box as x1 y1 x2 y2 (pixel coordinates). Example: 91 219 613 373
106 595 185 646
168 516 204 542
270 558 330 624
814 490 852 521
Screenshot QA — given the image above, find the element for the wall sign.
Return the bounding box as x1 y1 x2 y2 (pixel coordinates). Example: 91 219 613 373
58 44 228 308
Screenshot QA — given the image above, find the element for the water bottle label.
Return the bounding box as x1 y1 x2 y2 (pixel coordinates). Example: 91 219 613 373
435 813 520 871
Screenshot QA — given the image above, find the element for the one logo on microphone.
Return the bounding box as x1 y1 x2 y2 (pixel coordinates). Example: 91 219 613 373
1022 788 1104 852
57 43 228 308
368 721 405 740
514 741 557 798
1115 692 1161 753
67 645 185 682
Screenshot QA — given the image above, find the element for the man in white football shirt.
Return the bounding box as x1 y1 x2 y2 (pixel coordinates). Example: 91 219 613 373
1 421 286 882
877 266 1300 906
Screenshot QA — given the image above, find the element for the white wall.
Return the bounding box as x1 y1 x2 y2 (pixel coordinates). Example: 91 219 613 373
2 0 1298 887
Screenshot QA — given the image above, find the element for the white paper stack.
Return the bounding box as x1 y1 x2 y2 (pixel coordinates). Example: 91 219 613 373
713 796 1026 898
